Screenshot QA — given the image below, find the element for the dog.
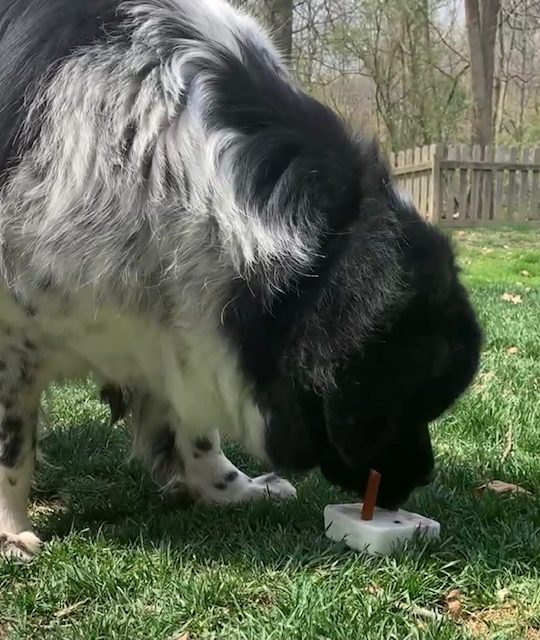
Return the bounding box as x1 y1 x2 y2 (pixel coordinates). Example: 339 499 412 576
0 0 481 559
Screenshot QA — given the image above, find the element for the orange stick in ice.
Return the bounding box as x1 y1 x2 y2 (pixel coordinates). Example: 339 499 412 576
361 469 381 521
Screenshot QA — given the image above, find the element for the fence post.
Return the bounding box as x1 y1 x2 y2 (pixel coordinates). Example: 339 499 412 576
429 144 443 224
481 145 494 221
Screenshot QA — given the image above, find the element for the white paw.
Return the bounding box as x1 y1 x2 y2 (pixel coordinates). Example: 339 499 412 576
0 531 43 561
195 472 297 505
251 473 297 500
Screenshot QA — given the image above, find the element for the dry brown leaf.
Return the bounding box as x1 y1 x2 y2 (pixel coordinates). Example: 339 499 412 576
445 589 463 621
501 293 523 304
473 370 495 394
506 347 519 355
171 634 190 640
475 480 532 497
54 599 89 619
367 583 381 596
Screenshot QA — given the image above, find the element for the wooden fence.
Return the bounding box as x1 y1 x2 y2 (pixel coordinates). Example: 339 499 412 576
389 145 540 225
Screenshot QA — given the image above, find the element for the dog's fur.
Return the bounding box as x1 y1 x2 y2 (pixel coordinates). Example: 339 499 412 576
0 0 481 558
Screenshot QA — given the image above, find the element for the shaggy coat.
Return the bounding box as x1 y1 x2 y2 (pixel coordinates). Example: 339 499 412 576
0 0 481 558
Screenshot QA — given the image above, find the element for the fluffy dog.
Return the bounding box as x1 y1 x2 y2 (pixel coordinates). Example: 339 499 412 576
0 0 481 559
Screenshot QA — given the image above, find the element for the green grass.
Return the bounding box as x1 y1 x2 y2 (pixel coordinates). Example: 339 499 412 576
1 228 540 640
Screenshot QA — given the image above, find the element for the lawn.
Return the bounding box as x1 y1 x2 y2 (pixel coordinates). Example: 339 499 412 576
1 228 539 640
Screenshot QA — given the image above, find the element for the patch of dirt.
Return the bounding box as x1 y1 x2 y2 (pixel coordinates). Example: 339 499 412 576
466 605 540 639
254 589 275 609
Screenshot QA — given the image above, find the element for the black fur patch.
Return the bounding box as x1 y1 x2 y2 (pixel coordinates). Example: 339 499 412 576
201 34 482 509
100 384 127 425
149 426 184 483
0 414 23 467
0 0 120 180
224 470 238 483
194 437 212 453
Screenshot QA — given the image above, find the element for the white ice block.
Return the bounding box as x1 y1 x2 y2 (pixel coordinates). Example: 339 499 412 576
324 503 440 556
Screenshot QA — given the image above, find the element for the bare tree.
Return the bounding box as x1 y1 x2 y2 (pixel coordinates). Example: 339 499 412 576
465 0 501 145
234 0 294 61
263 0 294 60
234 0 540 150
494 0 540 143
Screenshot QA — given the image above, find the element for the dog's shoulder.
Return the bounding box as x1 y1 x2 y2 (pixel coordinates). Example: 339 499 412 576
0 0 119 177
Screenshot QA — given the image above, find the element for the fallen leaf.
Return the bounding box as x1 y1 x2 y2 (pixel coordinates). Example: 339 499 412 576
367 583 381 595
506 347 519 355
472 370 495 393
54 599 90 619
475 480 532 497
521 270 530 277
501 293 523 304
457 230 467 238
171 634 190 640
496 588 510 603
445 589 463 621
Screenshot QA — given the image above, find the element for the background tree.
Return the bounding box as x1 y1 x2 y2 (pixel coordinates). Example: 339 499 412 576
234 0 540 151
464 0 501 145
264 0 293 60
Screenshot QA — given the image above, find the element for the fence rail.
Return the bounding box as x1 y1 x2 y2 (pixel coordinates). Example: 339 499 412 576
389 144 540 225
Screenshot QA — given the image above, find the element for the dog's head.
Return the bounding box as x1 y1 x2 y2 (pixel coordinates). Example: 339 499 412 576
264 209 482 509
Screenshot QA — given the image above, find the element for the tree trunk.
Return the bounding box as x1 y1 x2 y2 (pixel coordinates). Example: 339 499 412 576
264 0 293 62
465 0 501 146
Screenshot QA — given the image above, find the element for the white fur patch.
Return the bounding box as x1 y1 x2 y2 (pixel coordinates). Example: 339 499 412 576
0 287 267 459
178 430 295 504
0 454 34 536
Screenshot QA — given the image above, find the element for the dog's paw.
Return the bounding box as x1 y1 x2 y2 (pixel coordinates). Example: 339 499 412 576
195 471 297 505
0 531 43 561
251 473 297 500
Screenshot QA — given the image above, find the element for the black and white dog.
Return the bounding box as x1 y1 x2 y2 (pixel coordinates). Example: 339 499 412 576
0 0 481 559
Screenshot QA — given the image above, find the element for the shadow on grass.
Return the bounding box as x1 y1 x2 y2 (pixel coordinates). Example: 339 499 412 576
30 420 540 575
